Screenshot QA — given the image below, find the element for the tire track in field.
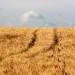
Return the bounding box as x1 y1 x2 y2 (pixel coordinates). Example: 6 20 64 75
0 28 75 75
43 28 58 53
0 29 39 62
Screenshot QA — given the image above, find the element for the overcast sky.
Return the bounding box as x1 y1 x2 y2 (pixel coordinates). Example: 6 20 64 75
0 0 75 27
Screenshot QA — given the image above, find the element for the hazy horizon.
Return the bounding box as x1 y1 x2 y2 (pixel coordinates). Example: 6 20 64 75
0 0 75 27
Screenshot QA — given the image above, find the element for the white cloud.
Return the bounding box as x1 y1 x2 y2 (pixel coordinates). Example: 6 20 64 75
21 11 45 22
20 11 50 27
20 11 60 27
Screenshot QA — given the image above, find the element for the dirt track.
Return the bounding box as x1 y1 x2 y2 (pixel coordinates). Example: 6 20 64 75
0 28 75 75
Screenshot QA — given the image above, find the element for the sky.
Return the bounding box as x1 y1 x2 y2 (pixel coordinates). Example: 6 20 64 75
0 0 75 27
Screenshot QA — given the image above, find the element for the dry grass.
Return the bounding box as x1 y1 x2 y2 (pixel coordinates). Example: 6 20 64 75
0 28 75 75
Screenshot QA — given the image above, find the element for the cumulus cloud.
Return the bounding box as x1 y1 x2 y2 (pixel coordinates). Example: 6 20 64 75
20 11 51 27
21 11 45 22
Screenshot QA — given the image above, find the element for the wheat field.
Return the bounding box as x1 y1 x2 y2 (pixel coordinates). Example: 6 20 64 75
0 28 75 75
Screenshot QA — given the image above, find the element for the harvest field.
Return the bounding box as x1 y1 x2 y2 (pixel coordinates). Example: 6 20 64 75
0 28 75 75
